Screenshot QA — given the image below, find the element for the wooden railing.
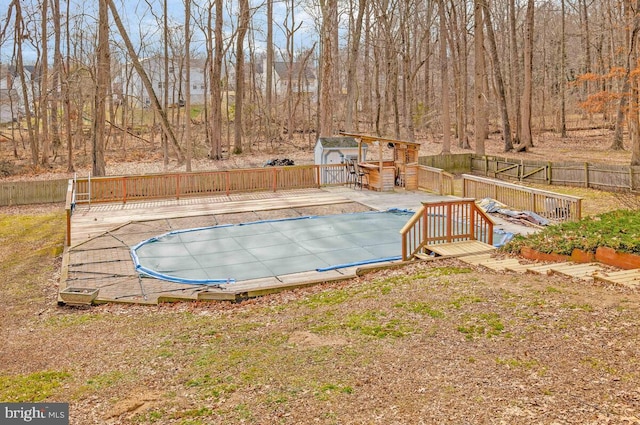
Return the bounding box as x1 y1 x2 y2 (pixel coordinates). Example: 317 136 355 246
71 165 348 204
417 165 455 195
400 199 494 261
462 174 582 221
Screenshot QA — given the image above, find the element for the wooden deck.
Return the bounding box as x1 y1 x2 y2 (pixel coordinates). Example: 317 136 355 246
70 189 352 247
60 188 383 305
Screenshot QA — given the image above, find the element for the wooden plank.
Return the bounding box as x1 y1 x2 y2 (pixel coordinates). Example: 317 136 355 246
476 258 522 272
594 269 640 288
548 263 604 280
427 240 495 257
459 253 494 265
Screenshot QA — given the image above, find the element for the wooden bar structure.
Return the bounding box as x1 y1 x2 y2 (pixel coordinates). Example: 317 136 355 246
340 132 421 191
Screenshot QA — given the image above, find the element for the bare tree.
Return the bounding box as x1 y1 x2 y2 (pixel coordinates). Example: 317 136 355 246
107 0 184 163
484 0 513 152
344 0 366 132
515 0 534 152
439 0 451 153
184 0 192 171
319 0 337 137
234 0 250 154
474 0 487 155
92 0 109 176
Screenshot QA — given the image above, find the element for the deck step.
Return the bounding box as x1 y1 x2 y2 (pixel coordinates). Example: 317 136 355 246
505 262 573 275
593 268 640 289
426 240 495 257
475 258 523 272
547 263 605 281
461 253 495 265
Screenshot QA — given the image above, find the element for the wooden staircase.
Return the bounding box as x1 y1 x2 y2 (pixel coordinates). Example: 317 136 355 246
399 199 639 290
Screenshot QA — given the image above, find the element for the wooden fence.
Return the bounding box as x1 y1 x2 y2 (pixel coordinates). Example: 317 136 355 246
420 153 640 192
416 165 455 195
400 199 494 261
462 174 582 221
419 153 472 175
0 179 69 206
72 165 332 204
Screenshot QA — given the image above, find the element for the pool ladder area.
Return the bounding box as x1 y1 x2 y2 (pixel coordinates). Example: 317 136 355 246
399 199 494 261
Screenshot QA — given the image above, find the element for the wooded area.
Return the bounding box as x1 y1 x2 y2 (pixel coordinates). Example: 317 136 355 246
2 0 640 176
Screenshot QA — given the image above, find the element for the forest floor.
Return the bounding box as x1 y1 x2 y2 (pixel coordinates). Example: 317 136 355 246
0 124 634 180
1 126 640 424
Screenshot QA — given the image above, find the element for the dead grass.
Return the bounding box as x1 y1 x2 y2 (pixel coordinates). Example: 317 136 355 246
1 209 639 424
1 127 639 423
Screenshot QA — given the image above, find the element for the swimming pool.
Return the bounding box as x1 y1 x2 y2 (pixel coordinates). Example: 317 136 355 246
131 210 512 284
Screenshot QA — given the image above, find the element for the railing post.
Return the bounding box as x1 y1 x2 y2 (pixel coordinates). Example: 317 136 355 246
446 203 452 242
273 168 278 192
123 177 127 204
225 172 230 196
469 201 475 240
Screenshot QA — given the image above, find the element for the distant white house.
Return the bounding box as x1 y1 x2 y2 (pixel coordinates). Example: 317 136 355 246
252 57 317 98
117 56 208 108
0 64 34 123
117 54 317 109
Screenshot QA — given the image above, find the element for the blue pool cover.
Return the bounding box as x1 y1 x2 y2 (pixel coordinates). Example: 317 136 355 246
131 210 513 284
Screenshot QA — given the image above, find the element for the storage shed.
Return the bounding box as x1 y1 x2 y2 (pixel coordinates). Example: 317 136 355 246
314 136 367 184
314 136 366 165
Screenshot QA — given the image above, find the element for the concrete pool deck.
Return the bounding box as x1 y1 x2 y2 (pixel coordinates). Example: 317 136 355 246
59 187 537 306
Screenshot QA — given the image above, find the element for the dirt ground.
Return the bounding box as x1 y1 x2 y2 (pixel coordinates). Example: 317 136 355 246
0 124 634 180
1 127 639 424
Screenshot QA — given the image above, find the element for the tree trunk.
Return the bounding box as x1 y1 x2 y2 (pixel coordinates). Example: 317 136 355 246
208 0 224 160
474 0 486 155
439 0 451 154
559 0 567 138
484 1 512 152
184 0 192 171
40 0 50 166
266 0 274 134
92 0 109 176
234 0 250 154
344 0 366 132
515 0 534 152
319 0 337 137
508 0 521 144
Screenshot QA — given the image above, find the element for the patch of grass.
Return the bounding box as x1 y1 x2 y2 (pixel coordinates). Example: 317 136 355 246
562 303 594 312
496 357 539 369
0 371 71 402
79 370 126 393
502 209 640 255
448 295 485 309
395 301 445 318
132 409 165 424
300 289 350 308
345 311 414 338
431 266 473 276
315 383 354 400
44 313 104 328
457 313 505 339
185 374 238 399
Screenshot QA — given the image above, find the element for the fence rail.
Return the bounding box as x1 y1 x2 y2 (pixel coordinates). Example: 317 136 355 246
416 165 455 195
420 153 640 193
0 179 68 206
72 165 338 204
400 199 494 261
462 174 582 221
